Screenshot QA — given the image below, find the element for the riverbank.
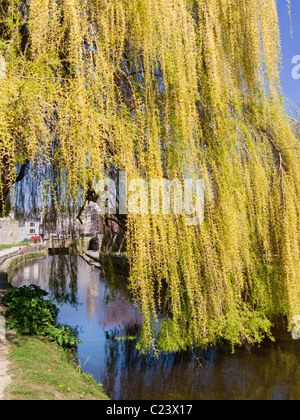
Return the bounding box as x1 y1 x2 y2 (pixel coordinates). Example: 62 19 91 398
0 245 45 284
0 273 109 400
5 335 109 400
0 246 46 400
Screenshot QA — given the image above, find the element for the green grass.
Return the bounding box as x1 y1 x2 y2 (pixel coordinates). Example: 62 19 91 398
6 335 109 400
0 242 28 251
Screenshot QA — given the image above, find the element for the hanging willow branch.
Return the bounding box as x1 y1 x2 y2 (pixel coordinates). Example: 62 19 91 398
260 126 288 195
0 0 299 352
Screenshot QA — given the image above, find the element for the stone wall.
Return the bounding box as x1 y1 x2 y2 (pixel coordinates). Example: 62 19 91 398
0 249 45 284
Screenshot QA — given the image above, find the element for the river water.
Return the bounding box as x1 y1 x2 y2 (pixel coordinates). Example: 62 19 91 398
11 256 300 400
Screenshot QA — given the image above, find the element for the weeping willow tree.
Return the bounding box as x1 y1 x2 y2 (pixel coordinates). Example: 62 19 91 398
1 0 300 352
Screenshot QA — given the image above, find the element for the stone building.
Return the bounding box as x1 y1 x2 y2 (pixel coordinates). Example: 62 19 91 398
0 202 126 250
0 212 43 245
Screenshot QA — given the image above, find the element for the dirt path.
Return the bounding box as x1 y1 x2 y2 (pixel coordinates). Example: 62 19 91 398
0 283 12 400
0 340 11 400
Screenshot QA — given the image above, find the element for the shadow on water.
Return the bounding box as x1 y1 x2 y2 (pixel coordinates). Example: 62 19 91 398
11 256 300 400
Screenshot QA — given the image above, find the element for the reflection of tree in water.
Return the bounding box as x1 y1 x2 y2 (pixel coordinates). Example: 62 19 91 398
12 255 300 399
102 273 131 306
101 323 300 400
101 323 206 399
48 244 79 307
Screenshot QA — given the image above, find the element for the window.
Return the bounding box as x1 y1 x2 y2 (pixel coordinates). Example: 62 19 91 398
30 222 35 227
30 229 35 234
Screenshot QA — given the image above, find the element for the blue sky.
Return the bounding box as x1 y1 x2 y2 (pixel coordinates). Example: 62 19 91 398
277 0 300 117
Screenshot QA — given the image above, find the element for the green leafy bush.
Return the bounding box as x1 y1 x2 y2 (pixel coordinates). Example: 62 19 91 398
2 285 81 349
45 325 81 349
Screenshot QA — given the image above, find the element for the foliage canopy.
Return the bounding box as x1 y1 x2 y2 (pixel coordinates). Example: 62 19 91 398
1 0 300 351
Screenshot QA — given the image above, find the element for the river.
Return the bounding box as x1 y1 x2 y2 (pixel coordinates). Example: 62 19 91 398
11 256 300 400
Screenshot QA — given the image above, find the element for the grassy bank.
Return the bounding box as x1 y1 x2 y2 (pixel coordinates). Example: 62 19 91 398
0 242 28 251
6 335 109 400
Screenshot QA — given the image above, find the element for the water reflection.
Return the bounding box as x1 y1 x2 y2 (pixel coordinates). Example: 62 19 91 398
101 326 300 400
12 257 300 400
15 253 79 307
48 251 79 307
